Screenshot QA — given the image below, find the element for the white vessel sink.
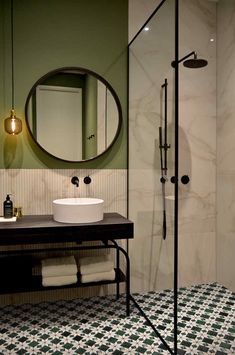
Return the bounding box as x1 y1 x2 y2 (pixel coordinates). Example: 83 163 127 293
53 197 104 223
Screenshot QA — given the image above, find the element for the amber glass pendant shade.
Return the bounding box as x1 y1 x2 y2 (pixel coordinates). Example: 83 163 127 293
4 109 22 135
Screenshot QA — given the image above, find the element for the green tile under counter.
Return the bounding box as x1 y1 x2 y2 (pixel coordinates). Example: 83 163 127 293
0 213 134 245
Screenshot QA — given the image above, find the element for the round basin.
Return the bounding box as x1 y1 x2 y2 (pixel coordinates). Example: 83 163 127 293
53 197 104 223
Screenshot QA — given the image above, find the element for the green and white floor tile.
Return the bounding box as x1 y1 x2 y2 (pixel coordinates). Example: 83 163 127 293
0 283 234 354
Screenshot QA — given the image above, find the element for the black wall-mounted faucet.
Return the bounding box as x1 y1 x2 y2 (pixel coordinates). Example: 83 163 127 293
71 176 79 187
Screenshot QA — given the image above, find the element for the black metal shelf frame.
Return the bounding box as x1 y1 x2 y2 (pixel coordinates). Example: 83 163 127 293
0 269 126 294
0 240 131 317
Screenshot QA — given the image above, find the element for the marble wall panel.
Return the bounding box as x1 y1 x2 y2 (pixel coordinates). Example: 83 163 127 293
178 232 216 288
129 169 174 293
178 0 216 286
217 0 235 292
216 173 235 291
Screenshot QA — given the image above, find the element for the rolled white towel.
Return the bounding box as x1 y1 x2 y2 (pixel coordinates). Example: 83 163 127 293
81 269 115 283
79 256 114 275
41 256 78 277
42 274 77 287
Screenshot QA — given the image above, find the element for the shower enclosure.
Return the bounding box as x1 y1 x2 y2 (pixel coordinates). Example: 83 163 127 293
129 0 235 353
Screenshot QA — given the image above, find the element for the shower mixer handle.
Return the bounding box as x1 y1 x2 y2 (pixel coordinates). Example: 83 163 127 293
181 175 190 184
84 176 92 184
160 176 167 184
170 175 190 184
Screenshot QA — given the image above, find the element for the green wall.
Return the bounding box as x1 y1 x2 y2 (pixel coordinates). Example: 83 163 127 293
0 0 128 169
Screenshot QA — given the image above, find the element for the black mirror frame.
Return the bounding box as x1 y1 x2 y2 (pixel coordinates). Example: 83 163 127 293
24 66 123 163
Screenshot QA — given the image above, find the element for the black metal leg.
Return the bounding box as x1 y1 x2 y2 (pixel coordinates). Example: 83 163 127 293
129 295 174 354
116 247 120 300
118 250 130 316
107 241 174 352
126 251 130 316
110 240 130 317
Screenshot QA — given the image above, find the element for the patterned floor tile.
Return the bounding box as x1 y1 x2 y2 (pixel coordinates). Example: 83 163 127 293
0 283 234 354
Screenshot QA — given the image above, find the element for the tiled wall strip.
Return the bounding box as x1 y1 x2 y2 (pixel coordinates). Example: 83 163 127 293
0 169 127 304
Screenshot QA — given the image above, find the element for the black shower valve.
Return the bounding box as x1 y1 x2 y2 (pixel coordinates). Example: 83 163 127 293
160 177 167 184
170 175 190 184
181 175 190 184
83 176 92 185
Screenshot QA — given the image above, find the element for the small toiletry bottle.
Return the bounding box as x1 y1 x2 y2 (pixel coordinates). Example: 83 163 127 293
3 194 13 219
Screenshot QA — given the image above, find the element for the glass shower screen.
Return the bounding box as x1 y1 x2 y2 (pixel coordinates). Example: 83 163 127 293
128 0 176 352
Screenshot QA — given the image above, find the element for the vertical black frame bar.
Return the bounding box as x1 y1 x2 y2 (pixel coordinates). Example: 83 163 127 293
174 0 179 354
127 29 130 256
105 86 108 149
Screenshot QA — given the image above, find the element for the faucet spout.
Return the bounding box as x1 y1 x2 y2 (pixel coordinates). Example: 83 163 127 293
71 176 79 187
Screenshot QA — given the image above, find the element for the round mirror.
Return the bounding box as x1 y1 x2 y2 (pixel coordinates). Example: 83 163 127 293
25 67 122 162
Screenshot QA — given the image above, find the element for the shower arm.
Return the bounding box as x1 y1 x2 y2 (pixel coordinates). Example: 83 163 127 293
171 51 196 67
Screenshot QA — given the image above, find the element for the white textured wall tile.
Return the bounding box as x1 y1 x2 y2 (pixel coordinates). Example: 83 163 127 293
0 169 127 217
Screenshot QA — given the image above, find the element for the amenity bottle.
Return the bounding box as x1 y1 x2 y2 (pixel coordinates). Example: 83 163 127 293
3 194 13 218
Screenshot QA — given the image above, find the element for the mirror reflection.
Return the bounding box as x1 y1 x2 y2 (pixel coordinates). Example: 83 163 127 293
25 68 122 162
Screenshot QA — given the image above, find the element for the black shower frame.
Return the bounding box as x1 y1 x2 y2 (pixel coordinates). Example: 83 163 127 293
127 0 179 354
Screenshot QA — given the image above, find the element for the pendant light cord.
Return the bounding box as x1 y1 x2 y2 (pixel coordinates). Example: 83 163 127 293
11 0 14 109
4 0 22 135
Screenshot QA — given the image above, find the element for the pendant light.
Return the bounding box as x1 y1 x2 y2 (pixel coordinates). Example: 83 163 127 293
4 0 22 135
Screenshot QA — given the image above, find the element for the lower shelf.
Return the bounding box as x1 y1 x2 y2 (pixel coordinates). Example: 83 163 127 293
0 268 126 294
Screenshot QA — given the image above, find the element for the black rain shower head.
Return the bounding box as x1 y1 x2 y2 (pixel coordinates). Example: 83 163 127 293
183 54 208 68
171 51 208 69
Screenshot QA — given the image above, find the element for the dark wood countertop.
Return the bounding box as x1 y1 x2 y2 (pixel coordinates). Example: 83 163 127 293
0 213 134 245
